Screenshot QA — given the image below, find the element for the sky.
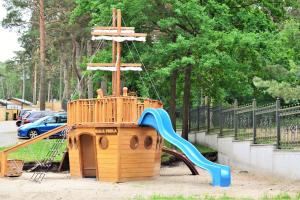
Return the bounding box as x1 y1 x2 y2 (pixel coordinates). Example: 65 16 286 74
0 0 23 62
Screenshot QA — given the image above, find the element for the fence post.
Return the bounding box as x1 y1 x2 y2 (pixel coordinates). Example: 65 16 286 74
253 99 257 144
188 107 191 133
276 98 281 149
234 99 238 139
207 98 211 134
197 106 200 131
219 104 223 136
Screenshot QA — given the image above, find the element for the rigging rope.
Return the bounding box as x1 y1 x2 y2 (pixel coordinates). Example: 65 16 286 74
124 41 150 97
121 17 162 101
70 17 113 100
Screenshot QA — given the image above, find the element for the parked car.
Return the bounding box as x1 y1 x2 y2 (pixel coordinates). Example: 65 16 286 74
16 109 31 127
20 110 55 126
18 113 67 139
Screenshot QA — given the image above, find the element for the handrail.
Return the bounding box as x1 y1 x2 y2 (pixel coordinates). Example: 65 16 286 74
67 96 163 125
1 125 67 154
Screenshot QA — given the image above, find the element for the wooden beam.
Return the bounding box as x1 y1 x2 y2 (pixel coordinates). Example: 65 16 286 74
87 63 142 67
116 9 122 96
93 27 135 30
117 9 121 34
91 32 147 37
112 8 117 96
116 42 122 96
0 151 6 177
1 125 67 154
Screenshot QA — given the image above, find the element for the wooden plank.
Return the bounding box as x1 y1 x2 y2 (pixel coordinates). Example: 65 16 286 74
112 8 117 96
0 152 6 177
1 125 67 154
93 27 135 30
87 63 142 67
100 153 117 159
119 176 156 182
91 32 147 37
99 166 118 173
117 9 121 34
121 163 157 168
121 168 155 173
119 149 156 154
120 171 156 178
97 149 119 155
116 43 122 97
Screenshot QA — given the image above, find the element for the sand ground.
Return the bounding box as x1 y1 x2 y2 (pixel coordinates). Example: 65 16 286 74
0 163 299 200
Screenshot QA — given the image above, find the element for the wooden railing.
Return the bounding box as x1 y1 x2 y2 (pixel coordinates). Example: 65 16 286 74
67 97 163 125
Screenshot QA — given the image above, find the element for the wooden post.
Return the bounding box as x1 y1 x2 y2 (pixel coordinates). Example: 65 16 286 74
0 152 7 177
116 98 123 123
97 89 104 98
112 8 117 96
123 87 128 96
115 10 122 97
132 97 138 122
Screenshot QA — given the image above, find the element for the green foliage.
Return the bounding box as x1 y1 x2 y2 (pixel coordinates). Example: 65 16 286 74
253 20 300 103
2 0 300 106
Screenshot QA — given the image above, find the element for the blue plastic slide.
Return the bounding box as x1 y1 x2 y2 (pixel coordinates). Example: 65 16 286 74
138 108 231 187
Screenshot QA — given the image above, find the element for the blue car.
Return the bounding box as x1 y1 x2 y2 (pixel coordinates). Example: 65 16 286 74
18 113 67 139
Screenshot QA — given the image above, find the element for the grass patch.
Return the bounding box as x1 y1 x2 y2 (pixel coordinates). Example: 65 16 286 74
133 193 300 200
0 139 66 162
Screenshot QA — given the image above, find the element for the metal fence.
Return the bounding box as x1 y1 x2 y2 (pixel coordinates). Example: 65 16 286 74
188 99 300 149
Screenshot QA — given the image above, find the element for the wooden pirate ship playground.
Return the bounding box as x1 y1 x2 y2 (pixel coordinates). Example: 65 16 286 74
0 9 231 187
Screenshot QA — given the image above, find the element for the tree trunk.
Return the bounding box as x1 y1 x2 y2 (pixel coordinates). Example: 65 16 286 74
59 57 63 101
60 44 70 100
22 65 26 100
63 61 70 100
87 76 93 98
33 61 37 104
39 0 46 110
47 81 51 102
169 69 178 130
71 35 84 98
182 66 192 140
101 77 107 95
87 40 93 98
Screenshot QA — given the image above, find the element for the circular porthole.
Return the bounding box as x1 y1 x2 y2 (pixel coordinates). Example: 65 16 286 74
144 136 153 150
74 137 78 149
130 135 139 150
68 137 73 149
99 136 109 149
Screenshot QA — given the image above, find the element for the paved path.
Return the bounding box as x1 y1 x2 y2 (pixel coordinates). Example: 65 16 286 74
0 121 20 147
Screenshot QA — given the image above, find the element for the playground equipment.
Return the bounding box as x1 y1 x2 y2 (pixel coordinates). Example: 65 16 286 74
0 8 231 187
162 146 199 176
139 108 231 187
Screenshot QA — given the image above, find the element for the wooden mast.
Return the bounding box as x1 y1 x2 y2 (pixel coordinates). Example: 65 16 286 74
112 8 117 96
116 9 122 96
88 9 147 96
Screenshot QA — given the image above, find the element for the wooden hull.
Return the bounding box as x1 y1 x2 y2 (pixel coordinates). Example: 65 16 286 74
68 124 162 182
